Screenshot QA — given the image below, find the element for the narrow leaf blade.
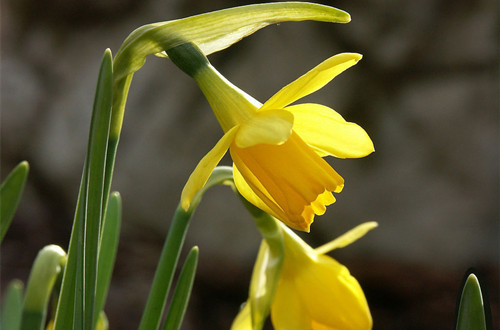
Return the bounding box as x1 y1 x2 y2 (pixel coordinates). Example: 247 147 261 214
94 192 122 327
138 207 192 330
83 47 114 330
1 280 24 330
162 246 199 330
0 161 29 243
53 48 114 330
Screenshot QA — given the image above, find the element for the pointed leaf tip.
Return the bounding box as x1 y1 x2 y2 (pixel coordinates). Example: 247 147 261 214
456 273 487 330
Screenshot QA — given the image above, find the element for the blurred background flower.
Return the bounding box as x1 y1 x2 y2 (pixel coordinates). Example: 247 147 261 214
1 0 498 328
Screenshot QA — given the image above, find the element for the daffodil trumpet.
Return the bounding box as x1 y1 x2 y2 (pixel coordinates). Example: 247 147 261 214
171 42 374 231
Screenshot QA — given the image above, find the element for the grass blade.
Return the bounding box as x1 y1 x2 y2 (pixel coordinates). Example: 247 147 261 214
94 192 122 328
53 169 87 329
0 161 29 243
1 280 24 330
162 246 199 330
53 48 113 330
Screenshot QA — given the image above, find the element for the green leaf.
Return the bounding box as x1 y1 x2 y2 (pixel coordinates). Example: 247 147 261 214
162 246 199 330
53 48 114 330
94 192 122 328
138 206 192 330
1 280 24 330
0 161 29 243
20 245 66 330
83 47 114 330
456 273 487 330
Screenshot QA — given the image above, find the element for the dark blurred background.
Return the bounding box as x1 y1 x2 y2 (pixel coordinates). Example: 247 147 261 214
1 0 498 328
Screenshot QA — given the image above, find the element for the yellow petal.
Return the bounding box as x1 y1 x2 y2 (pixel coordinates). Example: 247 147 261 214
270 223 373 329
315 221 378 255
303 189 336 217
295 255 372 329
261 53 362 111
230 301 252 330
180 126 238 210
271 276 311 330
285 103 374 158
235 110 294 148
233 163 287 222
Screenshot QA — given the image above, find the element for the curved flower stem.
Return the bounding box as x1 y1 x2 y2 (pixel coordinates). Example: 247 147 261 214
139 167 235 330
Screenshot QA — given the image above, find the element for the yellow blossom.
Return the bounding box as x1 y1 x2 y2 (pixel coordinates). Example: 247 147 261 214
232 221 377 330
173 43 374 231
271 222 375 329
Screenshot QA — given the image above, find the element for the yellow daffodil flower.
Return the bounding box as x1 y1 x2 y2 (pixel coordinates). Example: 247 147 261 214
170 43 373 231
232 221 377 330
271 222 375 329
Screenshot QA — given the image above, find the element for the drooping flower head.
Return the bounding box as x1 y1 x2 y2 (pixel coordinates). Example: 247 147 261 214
231 220 377 330
169 43 373 231
270 222 375 329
